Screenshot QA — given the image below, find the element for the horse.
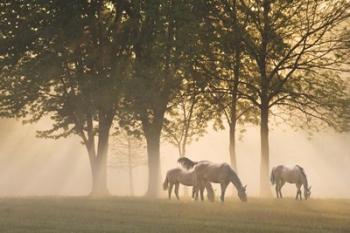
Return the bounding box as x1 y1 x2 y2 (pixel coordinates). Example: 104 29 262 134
270 165 311 200
177 157 247 202
163 168 215 201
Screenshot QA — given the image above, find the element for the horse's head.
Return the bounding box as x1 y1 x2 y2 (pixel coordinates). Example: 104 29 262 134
238 185 247 202
304 186 311 200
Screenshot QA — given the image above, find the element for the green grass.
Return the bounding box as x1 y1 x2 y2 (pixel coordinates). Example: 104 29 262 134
0 197 349 233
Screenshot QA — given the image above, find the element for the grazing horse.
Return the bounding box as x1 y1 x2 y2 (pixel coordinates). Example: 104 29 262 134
178 157 247 202
270 165 311 200
163 168 215 201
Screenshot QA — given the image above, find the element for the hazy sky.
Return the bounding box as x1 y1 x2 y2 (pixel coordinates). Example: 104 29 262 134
0 118 349 198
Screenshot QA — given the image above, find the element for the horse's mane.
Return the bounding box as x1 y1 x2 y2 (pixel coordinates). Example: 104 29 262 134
177 157 197 170
227 165 243 189
296 165 307 180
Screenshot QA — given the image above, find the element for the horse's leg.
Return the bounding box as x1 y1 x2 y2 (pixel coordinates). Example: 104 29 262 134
275 180 280 198
220 182 229 202
295 184 302 200
168 183 174 200
299 184 303 200
193 173 199 201
193 185 199 201
174 183 180 200
279 181 285 199
205 183 215 202
199 181 205 201
295 187 299 200
279 188 283 199
200 188 204 201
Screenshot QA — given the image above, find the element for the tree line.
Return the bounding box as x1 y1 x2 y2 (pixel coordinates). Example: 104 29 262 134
0 0 349 197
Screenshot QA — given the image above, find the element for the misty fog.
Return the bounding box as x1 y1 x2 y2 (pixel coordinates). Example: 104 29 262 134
0 118 349 198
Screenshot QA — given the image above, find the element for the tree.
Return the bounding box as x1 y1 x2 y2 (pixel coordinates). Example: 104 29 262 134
109 131 147 196
237 0 350 196
195 0 258 170
163 84 210 157
0 0 134 195
126 0 205 197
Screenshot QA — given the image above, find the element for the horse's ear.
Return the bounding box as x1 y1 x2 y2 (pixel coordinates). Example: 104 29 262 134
244 185 247 190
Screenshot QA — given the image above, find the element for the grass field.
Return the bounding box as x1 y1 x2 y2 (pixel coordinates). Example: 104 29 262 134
0 197 349 233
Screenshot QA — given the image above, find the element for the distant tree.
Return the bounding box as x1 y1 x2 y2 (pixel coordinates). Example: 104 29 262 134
109 131 147 196
163 83 211 157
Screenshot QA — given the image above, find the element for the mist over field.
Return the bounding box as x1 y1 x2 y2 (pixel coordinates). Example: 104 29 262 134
0 118 348 198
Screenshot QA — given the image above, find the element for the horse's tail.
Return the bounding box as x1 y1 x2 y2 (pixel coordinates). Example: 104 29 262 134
270 167 276 185
177 157 197 170
163 176 169 190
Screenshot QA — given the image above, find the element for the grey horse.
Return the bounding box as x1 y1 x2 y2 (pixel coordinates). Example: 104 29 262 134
163 168 215 201
271 165 311 200
177 157 247 202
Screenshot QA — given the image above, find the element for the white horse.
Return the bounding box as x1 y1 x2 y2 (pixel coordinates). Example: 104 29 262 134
270 165 311 200
163 168 215 201
178 157 247 202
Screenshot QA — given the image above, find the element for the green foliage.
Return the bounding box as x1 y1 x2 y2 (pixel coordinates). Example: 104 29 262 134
2 1 348 142
0 0 134 140
125 0 205 133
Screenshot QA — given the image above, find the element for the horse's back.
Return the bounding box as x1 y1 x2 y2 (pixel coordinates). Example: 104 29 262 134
166 168 182 180
166 167 196 185
273 165 286 172
273 165 304 184
179 170 196 186
167 168 182 174
195 161 233 183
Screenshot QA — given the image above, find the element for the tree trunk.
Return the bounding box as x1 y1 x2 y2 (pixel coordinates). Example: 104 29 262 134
229 55 240 171
229 122 237 171
229 63 239 171
145 130 161 197
129 165 134 196
127 138 134 196
229 2 240 171
260 102 271 197
90 154 109 196
89 114 112 196
259 0 271 196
